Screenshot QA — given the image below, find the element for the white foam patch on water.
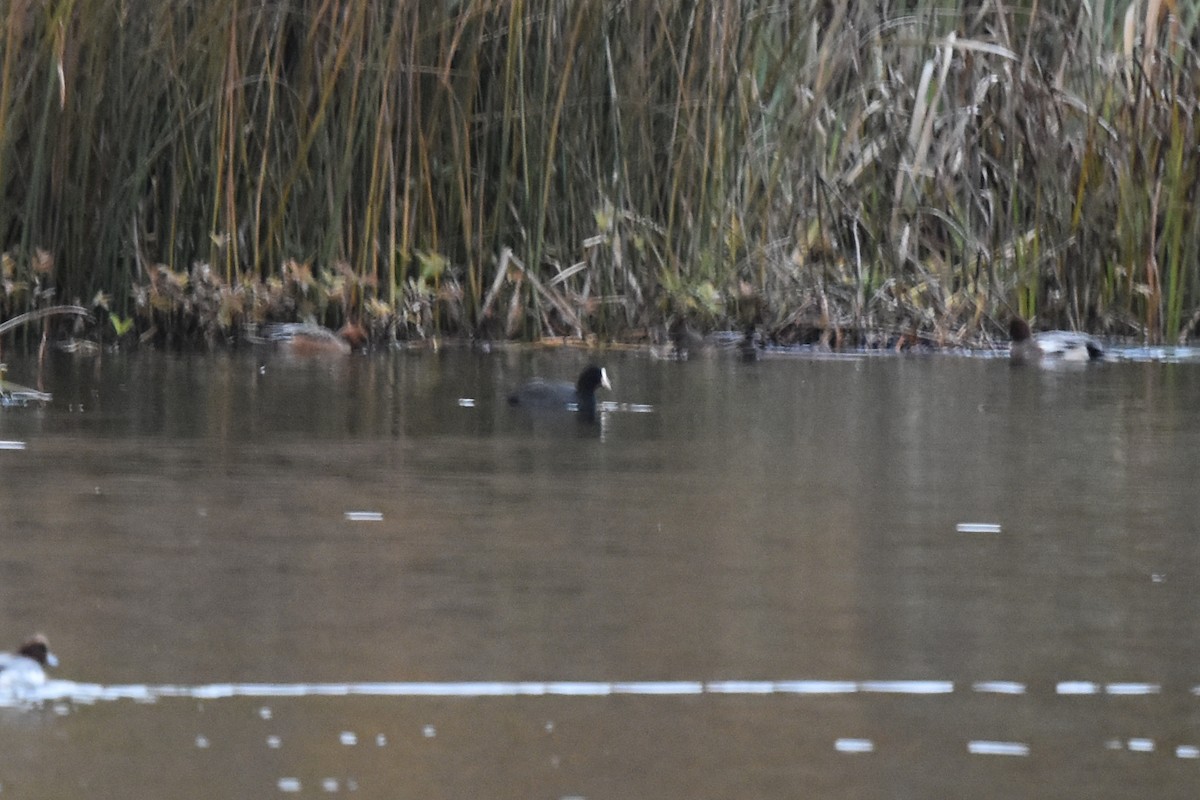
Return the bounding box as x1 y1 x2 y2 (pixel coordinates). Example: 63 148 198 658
955 522 1001 534
859 681 953 694
1106 683 1159 695
1056 681 1099 695
968 740 1029 756
343 511 383 522
774 681 858 694
973 681 1025 694
706 681 776 694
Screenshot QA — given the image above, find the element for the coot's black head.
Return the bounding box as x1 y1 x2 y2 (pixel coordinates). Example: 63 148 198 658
575 365 612 397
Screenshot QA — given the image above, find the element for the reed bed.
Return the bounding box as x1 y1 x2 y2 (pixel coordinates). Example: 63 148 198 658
0 0 1198 349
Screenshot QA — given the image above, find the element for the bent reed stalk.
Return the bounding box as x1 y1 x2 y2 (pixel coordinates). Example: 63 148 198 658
0 1 1198 349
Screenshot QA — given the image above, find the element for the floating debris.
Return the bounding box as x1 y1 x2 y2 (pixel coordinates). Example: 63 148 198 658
344 511 383 522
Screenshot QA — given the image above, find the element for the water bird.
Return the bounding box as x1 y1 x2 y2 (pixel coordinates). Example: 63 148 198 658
260 322 367 356
507 365 612 416
1009 318 1104 364
0 635 58 696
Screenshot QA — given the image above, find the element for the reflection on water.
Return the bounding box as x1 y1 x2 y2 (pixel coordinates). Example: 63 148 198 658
2 348 1200 797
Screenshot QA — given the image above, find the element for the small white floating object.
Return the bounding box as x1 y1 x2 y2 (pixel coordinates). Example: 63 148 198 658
195 735 210 749
422 724 436 738
278 777 302 793
835 738 874 753
1127 738 1155 752
266 735 282 749
339 731 357 746
376 733 387 747
344 511 383 522
259 706 272 720
321 778 340 792
1176 745 1200 759
0 440 27 450
955 522 1002 534
457 397 476 407
968 740 1029 756
1151 573 1166 583
1057 681 1099 695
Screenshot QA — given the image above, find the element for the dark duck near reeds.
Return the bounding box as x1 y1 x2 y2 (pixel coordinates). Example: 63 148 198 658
507 365 612 416
1008 318 1104 364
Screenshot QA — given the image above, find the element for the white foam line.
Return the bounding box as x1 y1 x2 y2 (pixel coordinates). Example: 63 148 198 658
968 740 1029 757
973 681 1026 694
9 676 1180 705
0 440 27 450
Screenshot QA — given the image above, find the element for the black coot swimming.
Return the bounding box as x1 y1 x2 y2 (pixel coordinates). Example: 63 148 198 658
507 365 612 416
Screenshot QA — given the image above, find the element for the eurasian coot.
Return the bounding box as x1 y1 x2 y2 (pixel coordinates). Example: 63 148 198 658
507 365 612 415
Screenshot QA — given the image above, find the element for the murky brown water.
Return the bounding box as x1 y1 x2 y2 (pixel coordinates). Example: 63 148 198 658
2 347 1200 797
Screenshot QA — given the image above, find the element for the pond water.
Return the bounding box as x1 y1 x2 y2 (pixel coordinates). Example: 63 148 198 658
2 346 1200 798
